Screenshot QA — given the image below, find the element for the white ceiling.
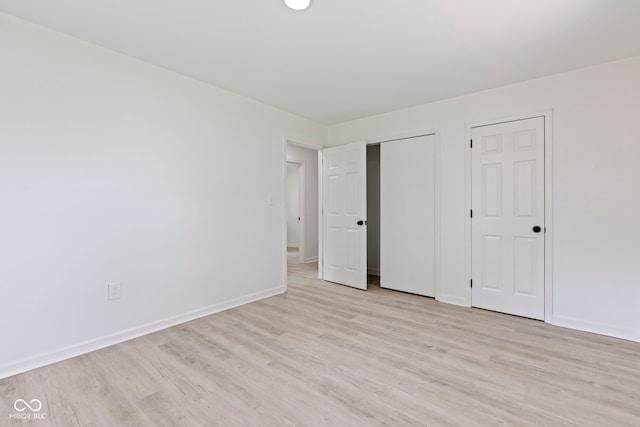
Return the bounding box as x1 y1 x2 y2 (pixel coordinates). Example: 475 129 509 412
2 0 640 124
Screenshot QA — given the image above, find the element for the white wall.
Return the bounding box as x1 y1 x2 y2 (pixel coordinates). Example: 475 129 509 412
286 144 319 262
0 13 326 378
286 163 301 247
366 145 381 275
329 56 640 342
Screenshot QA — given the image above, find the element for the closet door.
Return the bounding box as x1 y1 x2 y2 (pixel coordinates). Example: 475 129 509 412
380 135 437 297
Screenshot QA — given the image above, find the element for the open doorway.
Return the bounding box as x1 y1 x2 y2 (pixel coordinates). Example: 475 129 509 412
366 144 381 289
285 142 320 286
286 162 303 261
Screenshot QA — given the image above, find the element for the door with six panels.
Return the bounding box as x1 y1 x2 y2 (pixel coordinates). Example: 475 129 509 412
322 141 368 290
471 117 545 320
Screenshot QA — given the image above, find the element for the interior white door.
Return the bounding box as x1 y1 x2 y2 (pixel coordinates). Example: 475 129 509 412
322 141 367 290
380 135 437 297
471 117 545 320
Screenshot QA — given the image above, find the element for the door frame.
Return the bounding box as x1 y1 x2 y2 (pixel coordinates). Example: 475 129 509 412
282 138 321 290
464 110 554 322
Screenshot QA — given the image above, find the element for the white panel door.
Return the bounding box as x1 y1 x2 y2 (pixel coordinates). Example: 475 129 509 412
322 141 367 290
381 135 436 297
471 117 545 320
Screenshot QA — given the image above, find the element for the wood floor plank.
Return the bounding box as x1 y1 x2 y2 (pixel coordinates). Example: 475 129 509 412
1 248 639 426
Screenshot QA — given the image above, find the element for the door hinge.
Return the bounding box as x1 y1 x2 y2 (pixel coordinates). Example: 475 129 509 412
470 209 473 218
470 279 473 288
470 139 473 149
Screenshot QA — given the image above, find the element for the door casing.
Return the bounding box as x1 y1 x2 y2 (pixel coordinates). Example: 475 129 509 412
464 111 554 322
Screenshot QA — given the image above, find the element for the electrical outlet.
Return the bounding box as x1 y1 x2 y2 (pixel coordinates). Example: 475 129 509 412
107 282 123 301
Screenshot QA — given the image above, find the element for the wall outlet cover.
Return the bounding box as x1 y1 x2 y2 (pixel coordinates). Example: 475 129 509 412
107 282 123 300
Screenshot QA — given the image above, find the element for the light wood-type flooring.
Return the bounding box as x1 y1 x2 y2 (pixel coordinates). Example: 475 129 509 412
1 248 639 426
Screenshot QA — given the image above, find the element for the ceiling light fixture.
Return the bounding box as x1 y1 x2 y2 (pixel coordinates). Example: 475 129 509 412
284 0 310 11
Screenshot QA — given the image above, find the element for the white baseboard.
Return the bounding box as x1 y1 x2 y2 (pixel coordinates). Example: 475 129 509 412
552 314 639 343
367 268 380 276
305 256 318 263
437 294 468 307
287 244 300 248
0 286 285 380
